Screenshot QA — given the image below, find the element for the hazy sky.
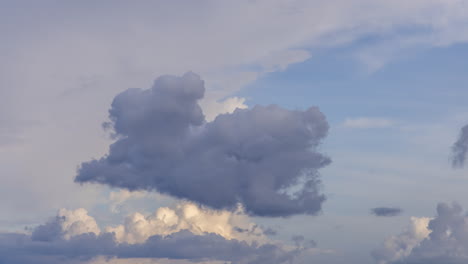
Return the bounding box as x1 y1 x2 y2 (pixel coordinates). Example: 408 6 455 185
2 1 468 264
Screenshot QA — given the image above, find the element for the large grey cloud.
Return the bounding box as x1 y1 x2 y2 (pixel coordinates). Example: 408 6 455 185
451 125 468 168
75 73 331 217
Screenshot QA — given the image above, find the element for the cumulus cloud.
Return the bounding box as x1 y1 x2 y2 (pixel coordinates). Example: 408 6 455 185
371 207 403 217
0 205 299 264
32 208 100 241
75 73 331 217
374 202 468 264
451 124 468 168
106 202 265 244
372 216 431 264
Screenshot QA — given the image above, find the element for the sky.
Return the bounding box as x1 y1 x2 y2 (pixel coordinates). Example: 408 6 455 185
2 0 468 263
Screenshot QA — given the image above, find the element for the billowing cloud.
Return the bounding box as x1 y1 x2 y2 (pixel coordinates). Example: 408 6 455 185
32 208 100 241
372 216 431 264
371 207 403 217
106 202 265 244
374 202 468 264
0 205 299 264
75 73 331 217
451 124 468 168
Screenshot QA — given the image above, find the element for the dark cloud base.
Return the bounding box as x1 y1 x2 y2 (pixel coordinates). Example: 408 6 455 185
0 230 297 264
75 72 331 217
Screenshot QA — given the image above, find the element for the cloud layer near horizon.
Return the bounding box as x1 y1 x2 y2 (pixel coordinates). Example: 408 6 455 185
0 204 298 264
75 73 331 217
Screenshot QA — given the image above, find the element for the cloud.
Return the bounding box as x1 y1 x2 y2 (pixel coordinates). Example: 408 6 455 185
88 258 222 264
75 73 331 217
0 207 299 264
343 117 394 129
263 228 277 236
372 216 431 264
31 202 266 245
371 207 403 217
32 208 100 241
0 231 297 264
106 202 266 244
374 202 468 264
201 96 248 122
259 49 311 73
451 124 468 168
3 0 468 230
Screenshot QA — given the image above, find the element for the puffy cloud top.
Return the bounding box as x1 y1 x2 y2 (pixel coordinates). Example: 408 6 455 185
76 73 331 217
374 202 468 264
32 208 100 241
372 216 431 264
106 202 265 244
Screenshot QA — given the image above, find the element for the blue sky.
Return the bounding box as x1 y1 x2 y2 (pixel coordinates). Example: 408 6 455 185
2 1 468 264
241 41 468 263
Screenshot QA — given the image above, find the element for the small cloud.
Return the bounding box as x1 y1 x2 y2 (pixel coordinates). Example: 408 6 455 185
292 235 305 246
263 227 277 236
371 207 403 217
292 235 317 248
343 117 394 129
451 124 468 168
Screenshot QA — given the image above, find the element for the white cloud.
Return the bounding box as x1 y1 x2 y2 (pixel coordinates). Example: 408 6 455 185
106 202 264 244
32 202 270 246
200 96 248 122
57 208 101 239
372 216 432 264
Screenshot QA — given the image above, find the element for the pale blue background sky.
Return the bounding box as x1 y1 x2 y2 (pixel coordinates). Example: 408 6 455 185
241 41 468 263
